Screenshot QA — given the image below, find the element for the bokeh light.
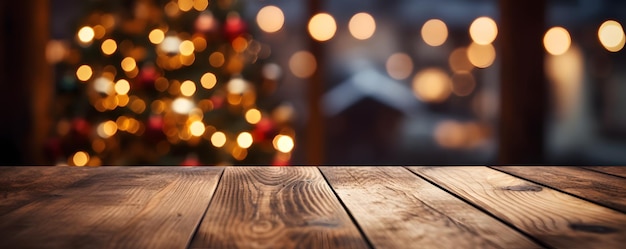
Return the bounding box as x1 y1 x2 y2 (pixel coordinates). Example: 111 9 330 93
349 12 376 40
289 51 317 78
544 27 571 55
114 79 130 95
97 120 118 138
77 26 95 43
180 80 196 96
467 43 496 68
412 68 451 103
237 132 253 148
101 39 117 55
386 53 413 80
179 40 195 56
189 120 206 137
76 65 93 81
598 20 625 52
245 109 262 124
201 72 217 89
449 47 474 73
211 131 227 148
257 5 285 33
451 72 476 97
308 13 337 42
421 19 448 46
273 135 294 153
149 29 165 44
469 17 498 45
172 97 195 114
121 57 137 72
72 151 89 166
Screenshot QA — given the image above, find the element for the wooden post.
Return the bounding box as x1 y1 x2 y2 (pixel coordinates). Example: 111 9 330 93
498 2 547 164
0 0 52 164
305 0 325 165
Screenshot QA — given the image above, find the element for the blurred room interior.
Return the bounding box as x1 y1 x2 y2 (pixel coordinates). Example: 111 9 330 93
0 0 625 166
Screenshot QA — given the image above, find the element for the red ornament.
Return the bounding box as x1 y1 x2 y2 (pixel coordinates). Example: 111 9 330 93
145 115 165 142
252 117 274 142
180 154 201 166
210 95 224 109
137 64 158 89
223 12 247 41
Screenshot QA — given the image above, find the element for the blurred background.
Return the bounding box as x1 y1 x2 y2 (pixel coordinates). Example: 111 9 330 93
0 0 625 166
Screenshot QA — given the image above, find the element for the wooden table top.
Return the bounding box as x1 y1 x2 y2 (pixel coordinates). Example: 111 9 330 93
0 166 625 249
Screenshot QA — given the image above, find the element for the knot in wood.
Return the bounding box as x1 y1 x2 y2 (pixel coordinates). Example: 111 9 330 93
502 185 542 192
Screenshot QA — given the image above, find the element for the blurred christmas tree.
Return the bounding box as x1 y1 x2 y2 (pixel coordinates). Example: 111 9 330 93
46 0 295 166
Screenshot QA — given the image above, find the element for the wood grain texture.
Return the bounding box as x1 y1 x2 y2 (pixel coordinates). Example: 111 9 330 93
190 167 368 249
408 166 626 248
0 166 223 249
582 166 626 178
0 166 95 216
494 166 626 213
320 166 540 249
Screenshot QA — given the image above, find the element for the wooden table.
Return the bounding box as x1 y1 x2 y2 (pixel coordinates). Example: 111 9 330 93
1 166 625 249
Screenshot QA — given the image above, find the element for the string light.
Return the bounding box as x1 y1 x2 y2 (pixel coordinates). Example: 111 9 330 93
308 13 336 42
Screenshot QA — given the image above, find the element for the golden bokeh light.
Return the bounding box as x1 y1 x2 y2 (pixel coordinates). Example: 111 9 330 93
451 72 476 97
77 26 95 43
180 80 197 96
349 12 376 40
598 20 625 52
179 40 195 56
93 25 106 40
193 0 209 11
273 135 294 153
308 13 337 42
232 37 248 53
201 72 217 89
245 108 262 124
121 57 137 72
386 53 413 80
421 19 448 46
149 29 165 44
211 131 227 147
101 39 117 55
448 47 474 73
192 36 207 52
129 98 146 114
543 27 571 55
114 79 131 95
209 52 225 67
76 65 93 81
257 5 285 33
72 151 90 167
172 97 195 114
178 0 193 12
289 51 317 78
467 42 496 68
189 120 206 137
412 68 451 103
469 17 498 45
97 120 118 138
434 120 466 148
237 132 253 149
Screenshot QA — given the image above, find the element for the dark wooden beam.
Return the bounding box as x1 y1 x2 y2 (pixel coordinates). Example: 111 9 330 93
305 0 325 165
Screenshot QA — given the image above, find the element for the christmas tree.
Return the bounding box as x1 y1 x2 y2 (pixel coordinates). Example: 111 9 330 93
46 0 295 166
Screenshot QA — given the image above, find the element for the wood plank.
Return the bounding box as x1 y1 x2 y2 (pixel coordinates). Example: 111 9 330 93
320 166 541 249
0 166 95 216
582 166 626 179
494 166 626 213
408 166 626 248
190 167 368 249
0 166 223 249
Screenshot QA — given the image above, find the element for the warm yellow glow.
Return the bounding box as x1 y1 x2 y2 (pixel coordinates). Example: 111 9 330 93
93 25 106 40
129 98 146 114
451 72 476 97
227 78 247 94
543 27 571 55
160 36 182 54
232 37 248 53
179 40 195 56
46 40 67 64
121 57 137 72
598 20 625 52
155 77 169 92
117 94 129 107
209 52 225 67
467 43 496 68
172 97 195 114
101 39 117 55
434 120 466 148
77 26 95 43
76 65 93 81
115 79 131 95
149 29 165 44
72 151 89 166
546 45 584 118
201 72 217 89
97 120 118 138
192 36 207 52
193 0 209 11
189 120 206 137
412 68 451 103
211 131 227 147
164 1 179 17
349 12 376 40
289 51 317 78
237 132 253 148
273 135 294 153
178 0 193 12
232 146 248 161
449 47 474 73
92 139 106 153
180 80 196 96
421 19 448 46
245 109 262 124
257 5 285 33
308 13 337 42
469 17 498 45
386 53 413 80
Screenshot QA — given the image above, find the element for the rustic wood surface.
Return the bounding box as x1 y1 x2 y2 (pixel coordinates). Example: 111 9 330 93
408 166 626 249
0 166 624 249
493 166 626 212
320 166 540 249
189 167 368 249
582 166 626 178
